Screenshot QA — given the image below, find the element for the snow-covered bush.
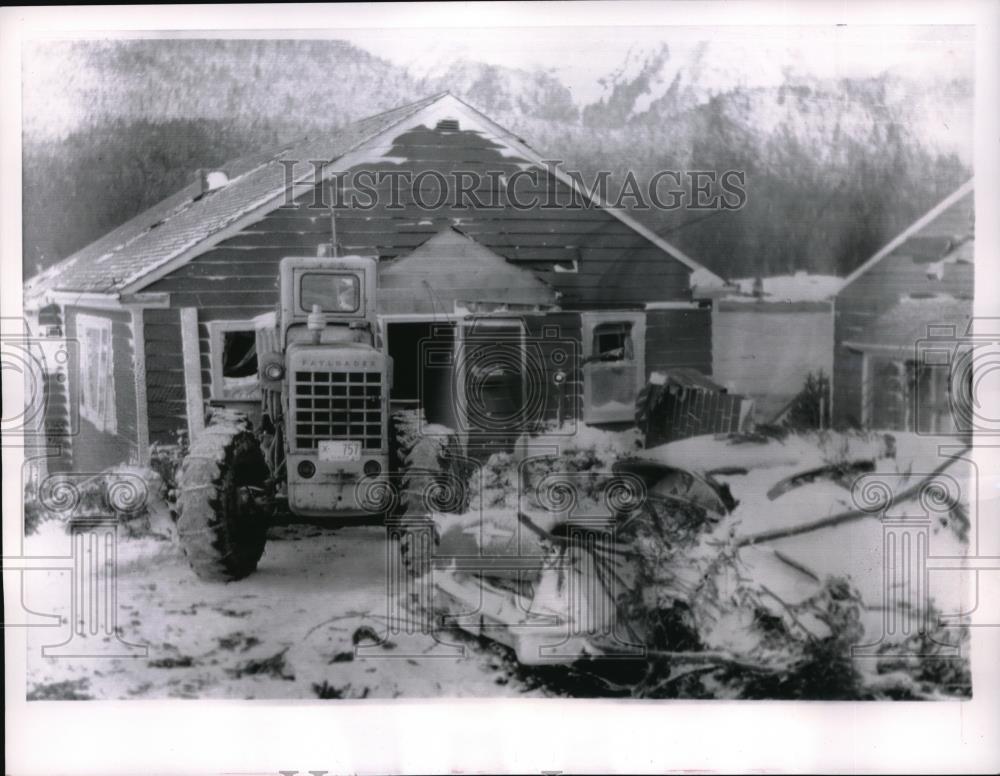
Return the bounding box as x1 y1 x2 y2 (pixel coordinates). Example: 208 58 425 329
149 430 188 502
24 466 170 539
464 424 642 514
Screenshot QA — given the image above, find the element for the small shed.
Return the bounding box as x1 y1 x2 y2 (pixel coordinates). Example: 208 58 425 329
833 180 974 432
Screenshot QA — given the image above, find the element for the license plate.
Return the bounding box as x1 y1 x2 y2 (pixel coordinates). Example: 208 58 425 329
318 440 362 462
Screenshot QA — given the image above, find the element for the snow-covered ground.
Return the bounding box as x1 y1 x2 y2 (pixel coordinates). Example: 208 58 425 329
22 521 539 700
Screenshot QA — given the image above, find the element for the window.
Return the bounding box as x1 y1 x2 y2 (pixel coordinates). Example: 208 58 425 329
76 313 116 433
300 272 360 313
209 322 261 400
592 322 634 362
864 356 955 433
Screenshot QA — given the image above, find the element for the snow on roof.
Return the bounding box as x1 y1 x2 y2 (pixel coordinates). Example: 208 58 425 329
723 272 843 303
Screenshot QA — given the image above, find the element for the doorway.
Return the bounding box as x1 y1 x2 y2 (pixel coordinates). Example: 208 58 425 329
385 320 457 428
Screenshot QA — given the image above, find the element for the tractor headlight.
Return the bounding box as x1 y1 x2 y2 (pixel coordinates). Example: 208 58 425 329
363 459 382 478
263 362 284 381
297 460 316 479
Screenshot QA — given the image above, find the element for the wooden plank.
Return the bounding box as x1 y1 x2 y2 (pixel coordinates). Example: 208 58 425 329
165 291 278 308
146 385 186 402
179 308 203 438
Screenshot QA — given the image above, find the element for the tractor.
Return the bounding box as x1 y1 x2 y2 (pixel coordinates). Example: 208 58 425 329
175 255 466 581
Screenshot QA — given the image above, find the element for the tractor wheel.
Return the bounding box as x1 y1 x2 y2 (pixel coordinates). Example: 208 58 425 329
176 414 271 582
391 412 468 577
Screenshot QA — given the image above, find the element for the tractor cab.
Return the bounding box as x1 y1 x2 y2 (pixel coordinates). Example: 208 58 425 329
277 255 379 346
264 255 392 518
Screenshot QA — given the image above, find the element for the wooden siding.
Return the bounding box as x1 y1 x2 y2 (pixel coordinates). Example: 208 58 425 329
833 252 973 427
645 306 713 378
144 307 189 444
64 306 138 471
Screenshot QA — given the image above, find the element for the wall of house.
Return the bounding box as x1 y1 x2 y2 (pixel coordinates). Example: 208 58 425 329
63 306 138 472
645 306 713 378
714 301 833 422
833 252 973 427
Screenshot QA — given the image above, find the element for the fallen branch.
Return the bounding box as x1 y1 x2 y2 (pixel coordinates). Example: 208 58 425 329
759 583 820 641
736 449 968 548
632 649 799 675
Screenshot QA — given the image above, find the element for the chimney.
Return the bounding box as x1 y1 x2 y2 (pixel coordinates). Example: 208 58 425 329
197 169 229 195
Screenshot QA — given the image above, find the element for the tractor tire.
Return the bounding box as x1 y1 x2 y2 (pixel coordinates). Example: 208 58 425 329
176 415 271 582
391 412 468 577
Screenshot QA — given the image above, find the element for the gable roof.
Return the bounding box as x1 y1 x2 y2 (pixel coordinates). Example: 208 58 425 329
26 93 721 304
377 227 557 314
839 178 975 291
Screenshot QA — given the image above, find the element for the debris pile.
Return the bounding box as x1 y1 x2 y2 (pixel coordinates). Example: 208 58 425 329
426 427 972 698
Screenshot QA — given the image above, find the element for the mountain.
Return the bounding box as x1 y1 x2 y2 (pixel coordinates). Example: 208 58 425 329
21 38 972 280
419 59 578 123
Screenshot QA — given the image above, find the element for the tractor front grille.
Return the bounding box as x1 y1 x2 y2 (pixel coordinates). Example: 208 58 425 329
293 371 383 451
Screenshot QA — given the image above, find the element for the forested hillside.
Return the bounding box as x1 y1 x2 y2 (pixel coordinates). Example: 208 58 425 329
22 39 971 280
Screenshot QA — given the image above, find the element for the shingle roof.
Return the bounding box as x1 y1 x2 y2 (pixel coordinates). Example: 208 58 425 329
850 296 973 353
25 93 447 299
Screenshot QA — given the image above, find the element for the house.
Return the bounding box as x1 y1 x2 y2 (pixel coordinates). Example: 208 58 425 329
832 179 974 432
25 93 723 472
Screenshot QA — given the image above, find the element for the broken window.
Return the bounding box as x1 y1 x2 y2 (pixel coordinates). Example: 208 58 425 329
593 322 634 362
209 322 262 400
76 313 116 434
223 331 257 378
